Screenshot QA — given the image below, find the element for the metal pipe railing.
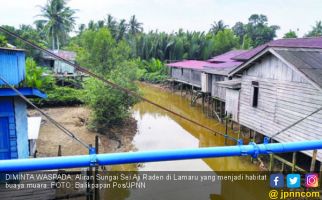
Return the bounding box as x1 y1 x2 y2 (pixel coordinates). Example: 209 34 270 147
0 138 321 172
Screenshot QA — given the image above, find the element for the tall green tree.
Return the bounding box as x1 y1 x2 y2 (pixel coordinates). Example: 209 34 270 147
283 30 298 38
36 0 76 50
129 15 143 35
210 20 228 35
307 21 322 37
245 14 279 46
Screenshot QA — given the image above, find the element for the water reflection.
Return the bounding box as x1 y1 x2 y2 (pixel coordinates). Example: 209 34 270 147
131 83 259 171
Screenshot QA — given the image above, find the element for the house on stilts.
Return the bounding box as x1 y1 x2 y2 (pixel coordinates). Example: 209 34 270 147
166 50 247 120
220 37 322 170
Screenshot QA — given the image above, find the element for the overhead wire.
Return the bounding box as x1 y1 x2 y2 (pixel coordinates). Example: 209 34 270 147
0 75 91 149
0 26 237 142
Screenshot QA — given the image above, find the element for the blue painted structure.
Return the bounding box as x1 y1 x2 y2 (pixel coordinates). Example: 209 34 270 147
0 138 322 171
0 48 25 85
0 48 46 160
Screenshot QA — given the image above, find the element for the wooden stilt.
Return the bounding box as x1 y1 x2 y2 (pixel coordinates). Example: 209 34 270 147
269 154 274 171
291 152 297 172
202 94 205 112
94 136 100 200
58 145 62 156
225 113 228 145
237 124 241 140
310 150 318 172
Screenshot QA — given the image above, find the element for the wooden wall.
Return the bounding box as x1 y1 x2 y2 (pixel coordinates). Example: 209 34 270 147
170 67 201 87
211 75 226 101
238 54 322 161
225 89 240 121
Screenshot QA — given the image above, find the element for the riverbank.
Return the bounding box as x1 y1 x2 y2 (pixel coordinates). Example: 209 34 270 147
28 106 137 157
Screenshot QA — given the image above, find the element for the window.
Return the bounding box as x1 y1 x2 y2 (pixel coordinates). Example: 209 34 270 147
251 81 259 107
181 68 184 76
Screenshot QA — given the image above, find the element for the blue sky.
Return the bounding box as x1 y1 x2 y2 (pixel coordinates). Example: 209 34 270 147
1 0 321 38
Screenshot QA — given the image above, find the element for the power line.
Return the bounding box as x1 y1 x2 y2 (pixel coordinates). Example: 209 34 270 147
270 106 322 140
0 26 237 142
0 75 91 150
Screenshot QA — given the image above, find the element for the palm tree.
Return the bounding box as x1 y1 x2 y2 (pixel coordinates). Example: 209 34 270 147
307 21 322 37
117 19 127 41
210 20 228 35
129 15 143 35
35 0 76 50
105 14 118 38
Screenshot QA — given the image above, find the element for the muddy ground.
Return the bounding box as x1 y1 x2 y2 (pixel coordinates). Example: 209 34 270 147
28 106 137 157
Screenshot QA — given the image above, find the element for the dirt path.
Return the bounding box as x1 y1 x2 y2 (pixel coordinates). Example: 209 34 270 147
29 106 137 157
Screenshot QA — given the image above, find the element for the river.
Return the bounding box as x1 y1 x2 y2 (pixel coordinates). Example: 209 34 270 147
102 83 267 200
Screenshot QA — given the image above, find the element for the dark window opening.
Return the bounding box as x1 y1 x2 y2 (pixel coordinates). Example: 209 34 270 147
181 68 184 75
252 81 259 107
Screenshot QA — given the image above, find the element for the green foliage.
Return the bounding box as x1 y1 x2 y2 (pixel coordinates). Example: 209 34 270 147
306 21 322 37
211 29 239 55
283 30 298 38
0 35 7 47
137 58 168 83
35 86 84 107
70 28 131 74
24 57 55 90
82 61 139 131
35 0 76 50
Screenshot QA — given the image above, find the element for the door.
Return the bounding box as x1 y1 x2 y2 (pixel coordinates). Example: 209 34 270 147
0 117 10 159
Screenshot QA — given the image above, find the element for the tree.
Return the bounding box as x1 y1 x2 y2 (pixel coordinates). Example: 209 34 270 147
0 35 7 47
129 15 143 35
232 22 246 40
117 19 128 41
36 0 76 50
307 21 322 37
211 29 238 55
283 30 298 38
210 20 228 35
105 14 118 38
245 14 279 46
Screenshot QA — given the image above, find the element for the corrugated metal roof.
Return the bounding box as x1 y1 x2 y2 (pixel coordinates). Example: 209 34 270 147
0 49 26 85
208 50 247 63
0 88 47 98
42 50 76 61
233 37 322 61
273 48 322 89
166 60 213 69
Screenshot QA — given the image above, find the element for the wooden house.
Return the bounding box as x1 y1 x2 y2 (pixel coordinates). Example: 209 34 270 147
224 37 322 161
201 50 246 101
167 60 206 88
40 50 77 75
0 47 46 160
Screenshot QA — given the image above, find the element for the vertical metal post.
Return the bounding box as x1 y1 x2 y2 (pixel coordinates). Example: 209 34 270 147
87 144 94 200
94 136 100 200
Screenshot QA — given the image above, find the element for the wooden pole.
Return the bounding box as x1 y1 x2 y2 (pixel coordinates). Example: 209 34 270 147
58 145 62 156
202 93 205 112
237 124 241 140
269 154 274 171
291 152 297 172
310 150 318 172
225 113 228 145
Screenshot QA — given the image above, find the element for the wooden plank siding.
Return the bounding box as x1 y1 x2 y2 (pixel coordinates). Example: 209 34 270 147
170 67 201 87
211 75 226 101
238 54 322 161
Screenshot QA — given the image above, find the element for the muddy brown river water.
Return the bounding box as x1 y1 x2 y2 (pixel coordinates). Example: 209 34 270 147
101 83 269 200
